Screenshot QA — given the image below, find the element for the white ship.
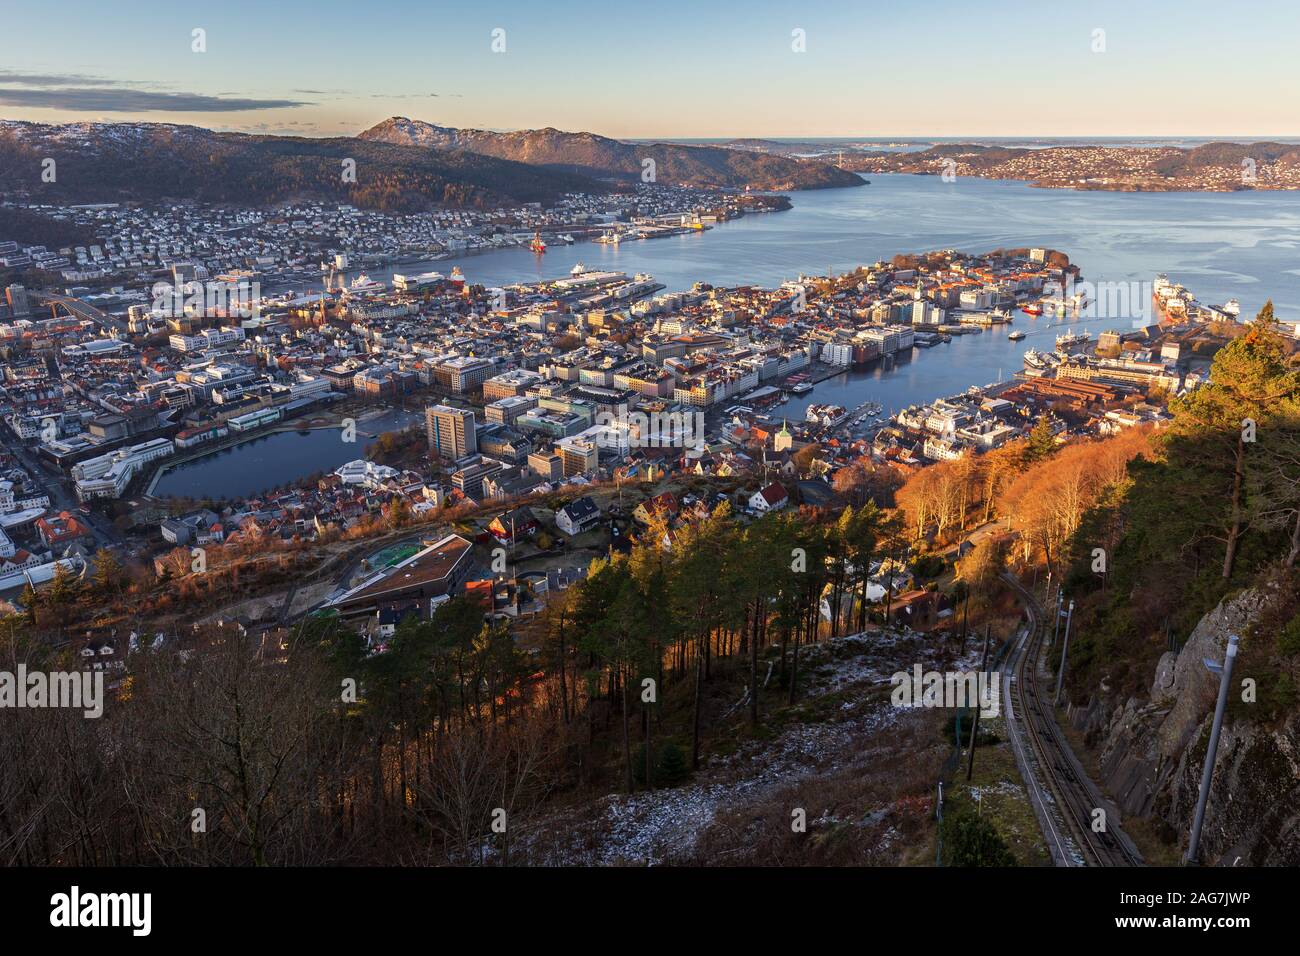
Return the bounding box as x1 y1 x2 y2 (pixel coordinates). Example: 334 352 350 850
391 271 445 291
1023 347 1060 371
347 273 386 295
595 228 641 245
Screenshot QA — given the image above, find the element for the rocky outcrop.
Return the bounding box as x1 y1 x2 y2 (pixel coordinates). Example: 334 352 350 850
1071 589 1300 864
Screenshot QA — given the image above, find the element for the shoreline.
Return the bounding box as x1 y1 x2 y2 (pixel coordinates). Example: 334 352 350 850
143 406 418 499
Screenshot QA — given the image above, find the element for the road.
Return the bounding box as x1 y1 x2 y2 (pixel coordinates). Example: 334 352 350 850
37 293 128 333
0 422 124 551
1002 573 1144 867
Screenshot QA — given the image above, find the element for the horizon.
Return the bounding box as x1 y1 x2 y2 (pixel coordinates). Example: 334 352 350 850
3 0 1300 138
5 114 1300 146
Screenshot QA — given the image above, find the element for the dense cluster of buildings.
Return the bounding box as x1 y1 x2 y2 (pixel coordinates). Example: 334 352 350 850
856 145 1300 192
0 184 740 295
0 231 1255 612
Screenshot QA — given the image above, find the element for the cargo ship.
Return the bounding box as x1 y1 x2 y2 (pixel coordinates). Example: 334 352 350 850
1021 302 1044 316
1055 331 1091 351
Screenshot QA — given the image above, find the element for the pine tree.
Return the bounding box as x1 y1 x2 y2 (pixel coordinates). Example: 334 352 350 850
93 550 125 597
655 742 689 786
1024 416 1058 464
942 801 1015 866
1166 302 1300 579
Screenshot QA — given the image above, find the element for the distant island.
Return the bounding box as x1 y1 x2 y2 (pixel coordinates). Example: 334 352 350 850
837 142 1300 192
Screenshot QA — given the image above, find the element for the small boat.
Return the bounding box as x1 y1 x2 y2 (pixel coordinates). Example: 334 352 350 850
1008 330 1027 340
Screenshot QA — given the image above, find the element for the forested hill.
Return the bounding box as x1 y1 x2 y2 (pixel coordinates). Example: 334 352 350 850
359 117 866 191
0 120 607 211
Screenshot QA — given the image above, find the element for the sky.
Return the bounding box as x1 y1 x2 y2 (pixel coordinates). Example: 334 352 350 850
2 0 1299 140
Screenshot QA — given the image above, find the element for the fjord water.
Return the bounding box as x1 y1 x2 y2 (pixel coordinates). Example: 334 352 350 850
160 176 1300 497
425 173 1300 318
418 173 1300 417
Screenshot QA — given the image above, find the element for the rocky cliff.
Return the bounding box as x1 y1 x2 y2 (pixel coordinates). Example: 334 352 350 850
1067 588 1300 864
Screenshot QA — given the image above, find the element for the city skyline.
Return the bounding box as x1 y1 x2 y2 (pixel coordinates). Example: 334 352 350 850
3 0 1300 139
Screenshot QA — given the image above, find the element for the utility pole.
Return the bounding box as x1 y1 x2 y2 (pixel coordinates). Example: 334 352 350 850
1186 634 1239 865
958 587 971 657
966 623 991 781
1054 599 1075 707
1050 589 1064 648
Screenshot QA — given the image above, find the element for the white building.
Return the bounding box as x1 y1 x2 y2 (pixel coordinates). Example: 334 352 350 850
334 459 400 489
73 438 174 501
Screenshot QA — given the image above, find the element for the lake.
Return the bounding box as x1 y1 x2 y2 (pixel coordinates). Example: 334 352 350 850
151 408 422 501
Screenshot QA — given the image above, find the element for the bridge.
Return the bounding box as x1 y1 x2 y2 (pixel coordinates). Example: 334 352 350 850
37 293 128 333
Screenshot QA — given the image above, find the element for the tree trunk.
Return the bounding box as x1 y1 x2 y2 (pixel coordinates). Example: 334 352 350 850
558 621 570 725
1222 437 1246 580
750 599 760 727
1287 508 1300 569
644 693 653 789
621 663 632 794
788 611 802 704
691 637 704 771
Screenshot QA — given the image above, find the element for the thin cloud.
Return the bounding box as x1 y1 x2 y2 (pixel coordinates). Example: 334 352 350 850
0 88 309 112
0 70 171 89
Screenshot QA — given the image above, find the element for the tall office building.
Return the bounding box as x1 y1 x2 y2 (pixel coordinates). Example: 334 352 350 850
426 404 477 461
5 284 31 318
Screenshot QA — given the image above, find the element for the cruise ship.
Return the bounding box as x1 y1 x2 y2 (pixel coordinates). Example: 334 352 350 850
1152 272 1194 320
391 271 445 291
553 265 629 291
347 274 386 295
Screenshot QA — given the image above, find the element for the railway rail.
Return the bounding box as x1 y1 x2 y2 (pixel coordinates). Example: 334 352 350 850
1002 573 1143 867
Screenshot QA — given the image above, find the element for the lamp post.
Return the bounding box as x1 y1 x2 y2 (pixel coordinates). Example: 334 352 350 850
1054 599 1074 707
1186 634 1239 865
